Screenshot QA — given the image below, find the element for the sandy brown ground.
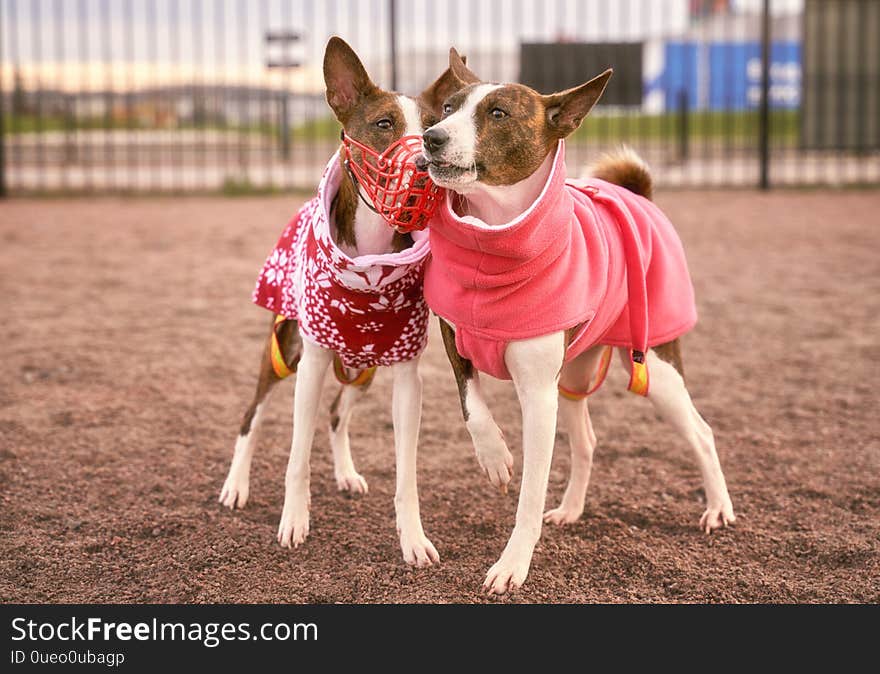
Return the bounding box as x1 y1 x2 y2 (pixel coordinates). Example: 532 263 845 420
1 189 879 603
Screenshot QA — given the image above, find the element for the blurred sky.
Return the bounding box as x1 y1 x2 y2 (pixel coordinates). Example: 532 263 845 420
1 0 804 93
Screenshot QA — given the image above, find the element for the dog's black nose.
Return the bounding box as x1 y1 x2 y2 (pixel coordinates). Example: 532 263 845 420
422 127 449 153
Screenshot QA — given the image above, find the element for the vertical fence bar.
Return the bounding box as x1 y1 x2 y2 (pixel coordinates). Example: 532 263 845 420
171 0 182 191
816 0 826 183
123 0 135 191
489 0 500 83
77 0 92 192
875 0 880 182
597 0 608 153
192 0 204 190
835 0 847 169
722 6 732 186
217 0 229 187
679 9 689 182
237 0 248 184
100 0 114 191
54 0 71 192
145 0 157 191
305 0 317 193
621 0 631 149
699 8 709 186
855 0 866 176
31 0 45 192
641 0 651 168
758 0 770 190
679 88 689 162
259 0 269 190
388 0 398 91
0 0 6 198
279 0 290 176
10 0 21 195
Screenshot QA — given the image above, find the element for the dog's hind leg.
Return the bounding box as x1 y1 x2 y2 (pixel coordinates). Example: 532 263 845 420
439 318 513 492
622 342 735 533
220 317 301 509
328 378 372 494
543 345 605 525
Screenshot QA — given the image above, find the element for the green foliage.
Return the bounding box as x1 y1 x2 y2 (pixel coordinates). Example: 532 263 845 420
220 176 282 196
4 109 800 144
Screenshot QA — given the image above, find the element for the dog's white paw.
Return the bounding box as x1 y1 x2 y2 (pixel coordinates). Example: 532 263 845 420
472 426 514 492
399 529 440 568
277 485 311 548
699 498 736 534
543 502 584 526
219 461 250 509
483 550 532 596
483 532 536 595
335 470 368 495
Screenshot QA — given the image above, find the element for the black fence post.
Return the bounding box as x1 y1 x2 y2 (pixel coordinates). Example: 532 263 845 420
759 0 771 190
0 3 6 199
265 29 301 163
279 94 290 160
0 79 6 199
678 89 689 162
389 0 398 91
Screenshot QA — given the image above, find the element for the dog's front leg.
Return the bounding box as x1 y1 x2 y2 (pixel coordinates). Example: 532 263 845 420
277 340 332 548
438 318 513 491
484 332 565 594
390 356 439 567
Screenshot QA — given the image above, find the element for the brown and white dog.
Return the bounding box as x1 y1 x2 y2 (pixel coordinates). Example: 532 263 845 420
420 50 736 593
219 38 454 568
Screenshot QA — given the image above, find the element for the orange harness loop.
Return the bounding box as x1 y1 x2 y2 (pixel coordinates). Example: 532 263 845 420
271 315 377 388
627 349 649 396
333 355 377 388
270 314 298 379
557 345 613 401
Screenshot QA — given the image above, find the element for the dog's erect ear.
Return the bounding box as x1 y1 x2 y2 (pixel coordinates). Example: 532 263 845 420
542 69 613 138
323 36 378 122
449 47 482 85
419 63 469 118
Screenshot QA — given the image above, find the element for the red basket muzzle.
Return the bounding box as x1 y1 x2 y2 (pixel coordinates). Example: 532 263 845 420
341 132 443 233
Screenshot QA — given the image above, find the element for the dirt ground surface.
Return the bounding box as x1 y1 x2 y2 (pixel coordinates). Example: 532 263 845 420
1 189 878 604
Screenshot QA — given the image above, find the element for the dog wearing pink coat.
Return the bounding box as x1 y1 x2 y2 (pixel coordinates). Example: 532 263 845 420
420 49 736 594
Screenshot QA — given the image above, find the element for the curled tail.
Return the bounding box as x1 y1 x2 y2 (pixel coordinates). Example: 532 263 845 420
590 146 653 200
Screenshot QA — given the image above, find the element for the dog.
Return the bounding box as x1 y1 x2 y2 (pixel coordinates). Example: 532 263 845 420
219 37 456 568
419 49 736 593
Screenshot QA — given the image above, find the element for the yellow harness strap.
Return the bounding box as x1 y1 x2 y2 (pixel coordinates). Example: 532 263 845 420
627 350 649 396
270 314 297 379
333 355 377 388
270 316 377 387
557 345 613 401
270 315 378 387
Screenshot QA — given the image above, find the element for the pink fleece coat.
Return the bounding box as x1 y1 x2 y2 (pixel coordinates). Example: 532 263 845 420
423 141 697 384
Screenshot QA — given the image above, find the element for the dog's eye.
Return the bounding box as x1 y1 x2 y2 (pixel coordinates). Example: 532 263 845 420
376 118 393 130
489 107 508 120
442 103 453 116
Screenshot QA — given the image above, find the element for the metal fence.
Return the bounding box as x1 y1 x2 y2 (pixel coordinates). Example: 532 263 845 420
1 0 878 196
